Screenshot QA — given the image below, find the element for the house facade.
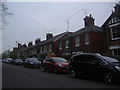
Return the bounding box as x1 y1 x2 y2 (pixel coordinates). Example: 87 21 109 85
102 4 120 59
57 14 104 60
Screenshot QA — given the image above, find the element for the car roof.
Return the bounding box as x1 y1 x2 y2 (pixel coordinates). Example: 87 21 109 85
47 57 63 58
72 53 102 57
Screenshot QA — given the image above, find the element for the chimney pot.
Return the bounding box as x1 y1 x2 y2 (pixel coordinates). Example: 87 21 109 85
84 14 95 27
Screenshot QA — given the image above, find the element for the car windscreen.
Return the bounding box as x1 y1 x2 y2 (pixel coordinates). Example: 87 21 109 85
53 58 67 63
103 56 119 63
15 59 23 62
29 58 39 63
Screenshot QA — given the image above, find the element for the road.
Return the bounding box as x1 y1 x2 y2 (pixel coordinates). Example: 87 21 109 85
2 63 120 88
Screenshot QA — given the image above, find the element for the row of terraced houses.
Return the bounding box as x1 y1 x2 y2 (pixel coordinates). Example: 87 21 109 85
10 4 120 61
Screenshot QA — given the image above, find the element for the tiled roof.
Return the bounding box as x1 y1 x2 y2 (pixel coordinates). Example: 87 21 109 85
21 31 73 52
39 31 73 45
72 25 103 37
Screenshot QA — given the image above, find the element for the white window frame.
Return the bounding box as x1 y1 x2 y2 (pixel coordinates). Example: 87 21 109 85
40 47 42 53
114 17 117 23
44 46 46 52
111 17 114 24
49 44 52 51
65 40 69 49
34 49 36 54
75 36 80 47
111 26 120 40
112 49 120 56
85 34 90 45
45 45 47 52
59 42 62 50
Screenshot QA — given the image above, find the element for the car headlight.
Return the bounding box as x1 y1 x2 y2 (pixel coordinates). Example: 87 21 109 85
58 64 64 67
115 66 120 71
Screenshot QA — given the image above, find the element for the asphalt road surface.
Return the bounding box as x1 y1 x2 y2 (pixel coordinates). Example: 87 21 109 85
2 63 120 88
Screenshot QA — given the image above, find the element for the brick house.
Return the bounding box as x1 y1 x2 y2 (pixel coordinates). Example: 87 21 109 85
36 32 73 60
102 4 120 59
58 14 104 59
11 43 27 59
21 39 41 59
72 14 104 54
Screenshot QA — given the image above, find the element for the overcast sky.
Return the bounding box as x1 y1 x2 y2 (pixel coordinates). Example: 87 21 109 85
1 1 117 52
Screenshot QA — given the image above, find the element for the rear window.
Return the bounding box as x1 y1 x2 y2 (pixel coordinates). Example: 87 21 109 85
52 58 67 63
29 58 39 63
103 56 119 63
72 55 99 63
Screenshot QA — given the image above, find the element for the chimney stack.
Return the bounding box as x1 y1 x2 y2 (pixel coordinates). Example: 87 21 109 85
35 38 41 44
114 4 120 15
46 33 53 40
18 43 21 48
84 14 95 27
28 42 33 47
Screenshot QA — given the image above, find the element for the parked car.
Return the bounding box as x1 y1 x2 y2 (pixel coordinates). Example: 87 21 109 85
42 57 69 73
68 53 120 84
6 58 13 64
2 59 7 63
14 59 23 65
10 59 16 64
24 58 41 68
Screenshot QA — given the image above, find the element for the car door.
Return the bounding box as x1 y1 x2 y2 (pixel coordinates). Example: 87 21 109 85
44 58 51 70
85 55 107 78
72 55 89 76
49 59 55 71
79 55 93 76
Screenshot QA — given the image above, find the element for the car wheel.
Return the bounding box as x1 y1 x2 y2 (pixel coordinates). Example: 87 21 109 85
42 67 46 72
104 72 113 84
70 69 78 78
24 64 26 68
54 68 59 74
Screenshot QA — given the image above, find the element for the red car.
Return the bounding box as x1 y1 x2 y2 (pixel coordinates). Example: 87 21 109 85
42 57 68 73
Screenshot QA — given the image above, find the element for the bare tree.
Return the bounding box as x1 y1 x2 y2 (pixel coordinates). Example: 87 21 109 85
0 1 12 30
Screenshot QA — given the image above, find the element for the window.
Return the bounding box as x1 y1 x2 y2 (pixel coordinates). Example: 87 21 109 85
111 17 114 24
114 17 117 23
65 40 69 49
85 34 90 45
34 49 36 54
45 46 47 52
118 18 120 22
109 19 111 25
49 44 52 51
44 46 46 52
111 26 120 40
40 47 42 53
112 49 120 56
59 42 62 50
75 37 80 47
